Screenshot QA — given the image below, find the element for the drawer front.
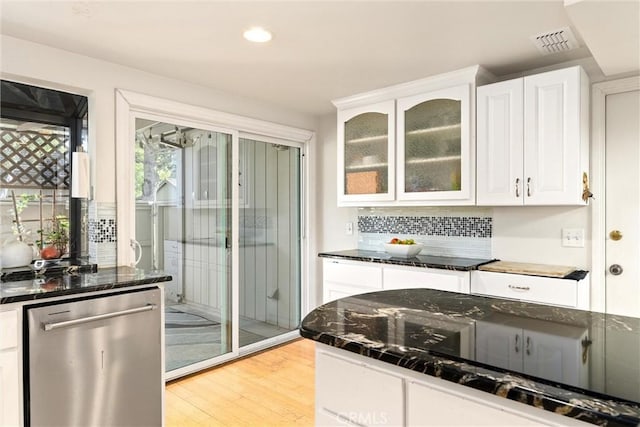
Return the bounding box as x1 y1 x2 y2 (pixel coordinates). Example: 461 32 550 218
323 259 382 290
0 310 18 350
316 351 404 426
471 271 577 307
383 266 470 293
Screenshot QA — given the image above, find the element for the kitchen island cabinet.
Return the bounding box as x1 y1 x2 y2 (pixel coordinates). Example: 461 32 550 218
0 266 171 427
301 289 640 426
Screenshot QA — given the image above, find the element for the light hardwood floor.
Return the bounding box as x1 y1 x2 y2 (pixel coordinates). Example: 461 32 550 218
165 338 315 426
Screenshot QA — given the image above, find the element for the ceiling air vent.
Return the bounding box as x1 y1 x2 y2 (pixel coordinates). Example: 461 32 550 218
531 27 579 55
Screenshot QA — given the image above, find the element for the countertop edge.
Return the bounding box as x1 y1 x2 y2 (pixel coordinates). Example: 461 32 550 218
299 328 640 427
1 274 172 305
318 251 495 271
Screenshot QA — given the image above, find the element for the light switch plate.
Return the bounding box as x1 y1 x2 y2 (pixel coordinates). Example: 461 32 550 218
562 228 584 247
345 222 353 235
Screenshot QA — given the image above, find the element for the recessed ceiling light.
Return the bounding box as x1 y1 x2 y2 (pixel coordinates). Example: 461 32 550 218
243 27 272 43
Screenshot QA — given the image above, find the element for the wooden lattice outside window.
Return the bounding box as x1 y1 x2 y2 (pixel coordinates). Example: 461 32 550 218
0 123 70 189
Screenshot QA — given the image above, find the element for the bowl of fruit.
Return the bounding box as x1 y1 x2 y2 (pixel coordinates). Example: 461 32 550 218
384 238 423 257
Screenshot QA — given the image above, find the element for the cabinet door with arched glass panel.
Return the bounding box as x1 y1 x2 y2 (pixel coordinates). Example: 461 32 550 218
337 100 395 205
397 84 472 202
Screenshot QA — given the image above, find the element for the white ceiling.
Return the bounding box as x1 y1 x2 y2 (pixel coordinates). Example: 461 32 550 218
1 1 638 116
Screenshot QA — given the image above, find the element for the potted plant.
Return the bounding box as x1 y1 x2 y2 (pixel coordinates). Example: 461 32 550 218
40 215 69 260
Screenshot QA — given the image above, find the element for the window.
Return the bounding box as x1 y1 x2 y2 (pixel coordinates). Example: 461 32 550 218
0 80 88 261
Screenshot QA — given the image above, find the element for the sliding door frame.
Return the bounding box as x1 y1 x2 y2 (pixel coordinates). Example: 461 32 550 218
115 89 315 379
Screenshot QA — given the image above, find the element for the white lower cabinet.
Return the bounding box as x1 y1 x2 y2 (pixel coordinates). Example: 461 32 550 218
322 258 471 303
315 343 589 426
471 270 590 309
0 310 20 426
476 314 590 388
383 265 470 293
322 259 383 303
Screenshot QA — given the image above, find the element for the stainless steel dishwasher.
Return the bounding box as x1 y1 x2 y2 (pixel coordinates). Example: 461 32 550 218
25 287 162 426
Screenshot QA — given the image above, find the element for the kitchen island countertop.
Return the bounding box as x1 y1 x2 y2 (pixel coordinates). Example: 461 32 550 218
300 289 640 426
0 266 172 304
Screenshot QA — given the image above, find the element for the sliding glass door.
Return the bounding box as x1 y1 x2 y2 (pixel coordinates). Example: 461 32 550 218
238 137 301 348
117 88 311 381
133 118 233 375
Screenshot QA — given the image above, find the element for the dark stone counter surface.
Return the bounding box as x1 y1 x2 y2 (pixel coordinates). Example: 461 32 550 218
1 266 172 304
319 249 495 271
300 289 640 426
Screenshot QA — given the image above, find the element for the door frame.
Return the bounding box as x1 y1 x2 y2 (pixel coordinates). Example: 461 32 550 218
590 76 640 313
115 89 316 378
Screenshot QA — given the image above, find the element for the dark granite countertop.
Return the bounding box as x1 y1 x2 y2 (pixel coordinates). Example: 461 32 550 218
300 289 640 426
319 249 495 271
1 266 172 304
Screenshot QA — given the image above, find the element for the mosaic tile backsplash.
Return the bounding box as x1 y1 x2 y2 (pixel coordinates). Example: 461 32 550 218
357 208 492 259
358 216 492 238
88 202 117 267
88 218 117 243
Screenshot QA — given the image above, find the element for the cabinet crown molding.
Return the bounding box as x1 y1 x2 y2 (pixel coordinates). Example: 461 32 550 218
332 65 495 110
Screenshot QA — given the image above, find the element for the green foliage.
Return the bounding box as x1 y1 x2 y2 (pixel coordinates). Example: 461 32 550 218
43 215 69 253
135 140 177 200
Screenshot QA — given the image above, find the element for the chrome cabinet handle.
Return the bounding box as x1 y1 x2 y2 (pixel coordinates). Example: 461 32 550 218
43 304 157 331
515 334 520 353
508 285 530 291
527 177 532 197
526 336 531 356
515 178 520 198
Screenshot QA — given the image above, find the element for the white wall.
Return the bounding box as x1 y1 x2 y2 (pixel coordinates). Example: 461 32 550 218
313 114 358 304
0 35 318 203
492 206 591 269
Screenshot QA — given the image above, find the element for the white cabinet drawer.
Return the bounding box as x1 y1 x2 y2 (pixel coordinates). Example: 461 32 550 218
0 310 17 351
316 350 404 426
323 259 382 290
471 271 578 307
383 266 470 293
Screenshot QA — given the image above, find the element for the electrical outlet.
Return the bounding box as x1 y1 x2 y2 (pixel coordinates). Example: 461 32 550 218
345 222 353 235
562 228 584 247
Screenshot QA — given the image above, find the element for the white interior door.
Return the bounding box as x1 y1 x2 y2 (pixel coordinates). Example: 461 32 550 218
605 88 640 317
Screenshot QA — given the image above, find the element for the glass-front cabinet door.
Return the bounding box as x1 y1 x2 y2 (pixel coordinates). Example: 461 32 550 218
337 100 395 205
397 84 471 202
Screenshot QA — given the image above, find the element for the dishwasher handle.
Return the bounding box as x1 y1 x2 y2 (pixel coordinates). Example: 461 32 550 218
43 304 157 331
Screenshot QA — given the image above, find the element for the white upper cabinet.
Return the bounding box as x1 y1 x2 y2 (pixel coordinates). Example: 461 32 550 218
334 65 492 207
337 101 396 204
477 66 590 206
397 84 471 202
